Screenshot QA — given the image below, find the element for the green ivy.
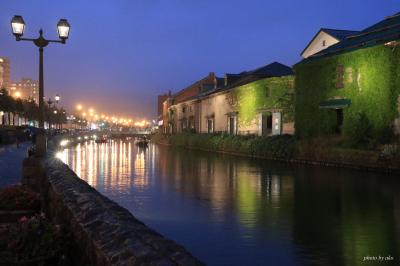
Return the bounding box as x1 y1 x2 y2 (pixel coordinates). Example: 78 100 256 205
232 76 294 126
294 44 400 142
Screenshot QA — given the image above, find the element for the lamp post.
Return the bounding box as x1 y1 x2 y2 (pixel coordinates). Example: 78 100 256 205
47 98 54 131
11 15 70 155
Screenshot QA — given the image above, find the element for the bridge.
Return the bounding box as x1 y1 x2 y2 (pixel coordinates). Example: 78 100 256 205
72 129 152 140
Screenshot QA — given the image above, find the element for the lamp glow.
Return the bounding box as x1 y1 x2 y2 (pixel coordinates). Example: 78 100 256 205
11 15 25 37
60 139 69 147
57 19 70 40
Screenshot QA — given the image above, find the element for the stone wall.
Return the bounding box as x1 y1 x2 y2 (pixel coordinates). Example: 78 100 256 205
24 155 202 266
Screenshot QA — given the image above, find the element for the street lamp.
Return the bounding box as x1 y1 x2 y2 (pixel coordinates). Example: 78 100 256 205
47 98 53 107
54 94 60 103
11 15 70 155
10 16 25 37
47 98 54 131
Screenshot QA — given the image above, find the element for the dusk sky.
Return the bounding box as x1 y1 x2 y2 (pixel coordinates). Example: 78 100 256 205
0 1 398 120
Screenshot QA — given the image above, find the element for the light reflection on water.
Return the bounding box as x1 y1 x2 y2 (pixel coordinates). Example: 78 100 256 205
59 140 400 266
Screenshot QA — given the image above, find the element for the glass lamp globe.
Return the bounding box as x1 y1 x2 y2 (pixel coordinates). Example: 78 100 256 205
11 15 25 37
57 19 70 40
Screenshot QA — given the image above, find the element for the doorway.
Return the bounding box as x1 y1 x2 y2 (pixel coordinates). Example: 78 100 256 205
229 116 235 135
336 109 343 134
262 114 272 136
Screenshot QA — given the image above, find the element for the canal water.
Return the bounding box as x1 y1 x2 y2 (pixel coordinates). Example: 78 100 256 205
57 140 400 266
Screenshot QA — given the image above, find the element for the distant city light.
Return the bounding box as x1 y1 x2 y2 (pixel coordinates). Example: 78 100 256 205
134 120 149 127
60 139 69 146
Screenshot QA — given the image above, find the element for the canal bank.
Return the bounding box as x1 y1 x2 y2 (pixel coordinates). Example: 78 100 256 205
21 139 203 266
152 133 400 175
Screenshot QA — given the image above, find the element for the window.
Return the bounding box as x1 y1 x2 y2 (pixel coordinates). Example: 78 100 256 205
182 107 186 113
207 119 214 133
189 117 195 130
180 119 188 131
189 106 193 112
322 40 326 47
346 67 353 84
336 65 345 89
266 87 272 97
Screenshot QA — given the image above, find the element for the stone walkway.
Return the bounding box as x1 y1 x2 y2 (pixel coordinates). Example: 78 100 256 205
0 142 30 189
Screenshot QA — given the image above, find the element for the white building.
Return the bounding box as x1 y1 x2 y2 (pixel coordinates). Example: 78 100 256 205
301 28 360 58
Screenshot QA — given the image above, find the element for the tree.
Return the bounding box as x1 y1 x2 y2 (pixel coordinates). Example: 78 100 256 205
0 88 15 125
14 98 24 125
23 100 39 125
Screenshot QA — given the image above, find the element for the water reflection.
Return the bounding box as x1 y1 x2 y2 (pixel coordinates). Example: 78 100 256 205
59 140 136 191
60 140 400 265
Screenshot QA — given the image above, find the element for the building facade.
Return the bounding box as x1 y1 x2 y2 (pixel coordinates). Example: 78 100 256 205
10 78 40 104
157 91 171 129
200 90 234 134
167 72 217 133
0 57 11 91
162 62 294 136
295 12 400 140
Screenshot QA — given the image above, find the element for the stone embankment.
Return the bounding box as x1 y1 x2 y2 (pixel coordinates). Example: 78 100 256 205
22 150 202 265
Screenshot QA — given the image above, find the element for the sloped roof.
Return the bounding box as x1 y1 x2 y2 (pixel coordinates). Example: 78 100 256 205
322 28 360 41
249 62 294 77
309 12 400 59
215 77 225 88
300 28 360 56
200 62 293 99
171 62 293 103
224 62 292 89
172 73 215 103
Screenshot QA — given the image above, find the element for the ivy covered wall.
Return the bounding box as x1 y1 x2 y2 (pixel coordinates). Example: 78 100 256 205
294 44 400 141
232 76 294 128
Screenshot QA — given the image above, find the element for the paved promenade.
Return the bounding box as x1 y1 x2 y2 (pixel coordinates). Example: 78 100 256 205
0 142 30 189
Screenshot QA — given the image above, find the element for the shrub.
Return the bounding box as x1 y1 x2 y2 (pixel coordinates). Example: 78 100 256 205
0 214 73 265
170 133 296 159
0 185 40 211
346 112 374 149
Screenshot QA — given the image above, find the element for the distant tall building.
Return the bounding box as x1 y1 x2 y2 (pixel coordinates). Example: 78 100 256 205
10 78 40 104
0 57 11 90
